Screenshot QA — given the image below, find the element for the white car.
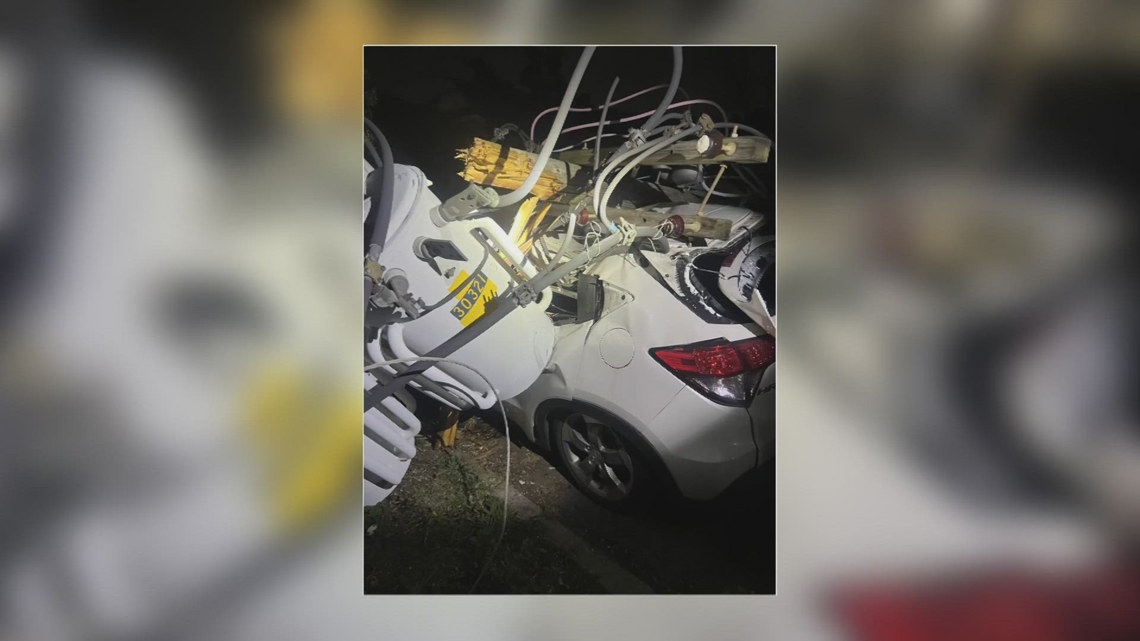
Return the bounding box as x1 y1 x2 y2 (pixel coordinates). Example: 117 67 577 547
502 204 775 509
363 155 775 510
363 43 775 510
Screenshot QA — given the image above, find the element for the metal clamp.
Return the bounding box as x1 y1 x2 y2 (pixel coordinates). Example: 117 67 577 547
617 218 639 245
510 283 539 307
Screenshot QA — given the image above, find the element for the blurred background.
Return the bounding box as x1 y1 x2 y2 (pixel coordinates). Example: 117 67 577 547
0 0 1137 639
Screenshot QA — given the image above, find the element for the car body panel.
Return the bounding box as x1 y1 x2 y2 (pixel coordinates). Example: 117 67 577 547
504 218 775 500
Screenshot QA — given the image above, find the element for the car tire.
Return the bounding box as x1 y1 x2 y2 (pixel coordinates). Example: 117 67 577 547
549 408 653 511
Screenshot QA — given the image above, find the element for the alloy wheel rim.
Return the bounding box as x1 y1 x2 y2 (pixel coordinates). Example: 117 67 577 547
559 413 634 501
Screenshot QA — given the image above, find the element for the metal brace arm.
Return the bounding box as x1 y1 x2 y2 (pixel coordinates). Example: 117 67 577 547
367 222 649 403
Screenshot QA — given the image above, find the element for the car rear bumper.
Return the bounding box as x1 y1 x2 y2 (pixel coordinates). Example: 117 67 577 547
643 382 774 500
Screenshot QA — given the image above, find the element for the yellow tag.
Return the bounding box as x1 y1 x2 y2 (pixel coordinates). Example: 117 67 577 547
448 270 497 327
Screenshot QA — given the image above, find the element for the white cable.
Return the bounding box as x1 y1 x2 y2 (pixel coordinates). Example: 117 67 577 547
364 356 510 593
643 47 684 132
596 126 700 232
584 219 608 261
554 132 619 153
583 229 598 261
549 99 727 143
591 125 694 228
497 46 596 208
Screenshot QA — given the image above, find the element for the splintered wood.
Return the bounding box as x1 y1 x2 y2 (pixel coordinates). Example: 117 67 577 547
457 138 580 200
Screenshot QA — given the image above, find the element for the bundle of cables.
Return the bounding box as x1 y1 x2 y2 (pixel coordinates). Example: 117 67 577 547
529 55 768 251
508 48 768 290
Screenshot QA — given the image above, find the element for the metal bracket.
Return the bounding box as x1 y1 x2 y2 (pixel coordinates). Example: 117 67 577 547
438 183 500 222
471 228 528 285
413 237 467 275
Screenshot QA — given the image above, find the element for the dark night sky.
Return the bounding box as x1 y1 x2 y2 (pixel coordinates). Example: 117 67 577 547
364 46 775 209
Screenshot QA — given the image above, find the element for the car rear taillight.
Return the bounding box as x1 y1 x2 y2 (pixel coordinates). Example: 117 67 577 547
650 336 775 406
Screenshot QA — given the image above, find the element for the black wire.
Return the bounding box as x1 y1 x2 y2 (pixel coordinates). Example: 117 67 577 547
689 263 740 281
383 246 492 324
364 138 381 172
493 122 534 151
432 380 481 411
643 47 683 132
363 137 383 232
417 246 492 314
550 111 684 161
531 212 572 246
364 118 395 251
731 164 768 198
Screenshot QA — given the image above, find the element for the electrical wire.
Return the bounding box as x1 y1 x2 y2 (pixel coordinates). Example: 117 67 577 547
529 80 696 141
529 82 673 141
553 114 683 153
643 47 683 132
363 138 381 246
543 99 727 144
731 164 768 197
595 76 620 172
687 262 741 281
583 228 601 261
364 356 510 594
364 139 381 173
554 133 619 153
492 122 534 151
429 380 482 412
497 46 596 209
646 112 684 133
364 119 395 250
415 246 491 315
685 240 768 282
522 212 568 255
592 133 675 221
546 195 592 271
367 247 492 327
596 125 701 231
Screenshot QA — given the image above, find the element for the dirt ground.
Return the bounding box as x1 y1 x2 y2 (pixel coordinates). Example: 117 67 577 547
365 412 775 594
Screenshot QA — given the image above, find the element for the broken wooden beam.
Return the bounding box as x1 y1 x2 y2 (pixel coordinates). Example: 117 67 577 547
457 138 583 200
650 135 771 164
556 135 771 167
610 207 733 240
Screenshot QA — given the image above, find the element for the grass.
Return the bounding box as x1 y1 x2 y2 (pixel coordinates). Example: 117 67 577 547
364 440 603 594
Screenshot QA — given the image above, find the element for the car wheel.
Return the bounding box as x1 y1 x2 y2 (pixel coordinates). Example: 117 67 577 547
552 410 650 510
